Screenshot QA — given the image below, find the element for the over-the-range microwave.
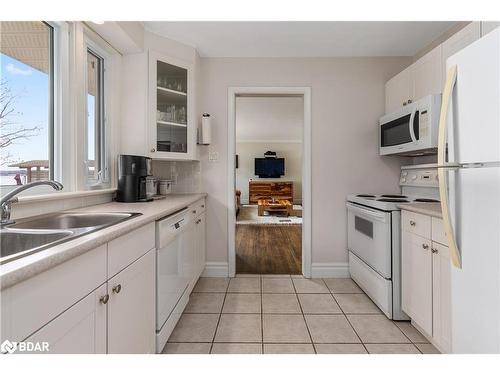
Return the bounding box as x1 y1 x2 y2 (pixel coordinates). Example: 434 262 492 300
379 94 441 156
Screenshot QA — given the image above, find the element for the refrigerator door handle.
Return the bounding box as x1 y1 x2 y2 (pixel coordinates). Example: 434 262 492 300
437 65 462 268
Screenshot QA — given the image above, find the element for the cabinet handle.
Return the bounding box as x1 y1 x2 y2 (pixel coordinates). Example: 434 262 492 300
409 220 416 226
151 148 156 153
431 248 438 254
99 294 109 304
112 284 122 294
422 244 429 250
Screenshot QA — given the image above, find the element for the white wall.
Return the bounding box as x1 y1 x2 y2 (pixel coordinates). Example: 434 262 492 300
236 142 302 204
199 57 410 269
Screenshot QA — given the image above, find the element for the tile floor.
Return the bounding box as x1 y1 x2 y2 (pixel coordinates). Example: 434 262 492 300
162 275 440 354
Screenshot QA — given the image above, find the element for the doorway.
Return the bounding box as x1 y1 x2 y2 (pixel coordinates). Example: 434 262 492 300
227 87 312 277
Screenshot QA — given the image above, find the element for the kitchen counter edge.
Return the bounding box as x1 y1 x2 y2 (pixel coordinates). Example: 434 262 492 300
0 193 207 290
398 202 443 219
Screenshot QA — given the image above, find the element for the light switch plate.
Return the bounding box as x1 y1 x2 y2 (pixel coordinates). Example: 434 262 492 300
208 151 219 162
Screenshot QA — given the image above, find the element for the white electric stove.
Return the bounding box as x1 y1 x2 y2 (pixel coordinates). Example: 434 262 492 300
346 164 439 320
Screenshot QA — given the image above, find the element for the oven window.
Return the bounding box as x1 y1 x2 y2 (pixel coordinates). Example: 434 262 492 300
381 113 412 147
355 216 373 238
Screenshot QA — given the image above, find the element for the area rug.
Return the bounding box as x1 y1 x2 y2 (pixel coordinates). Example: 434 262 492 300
236 205 302 225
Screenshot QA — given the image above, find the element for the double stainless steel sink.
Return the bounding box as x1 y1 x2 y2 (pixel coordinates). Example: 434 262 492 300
1 212 141 264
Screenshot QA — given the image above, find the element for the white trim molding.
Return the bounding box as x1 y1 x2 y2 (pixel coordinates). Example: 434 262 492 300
227 86 312 278
311 262 350 278
202 262 230 278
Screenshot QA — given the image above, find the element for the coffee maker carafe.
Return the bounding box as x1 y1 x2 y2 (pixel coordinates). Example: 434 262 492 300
116 155 153 202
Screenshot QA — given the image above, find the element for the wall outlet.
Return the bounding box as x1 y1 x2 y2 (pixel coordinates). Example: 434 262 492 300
208 151 219 162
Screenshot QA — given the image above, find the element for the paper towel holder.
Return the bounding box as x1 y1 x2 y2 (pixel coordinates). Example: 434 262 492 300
198 113 211 145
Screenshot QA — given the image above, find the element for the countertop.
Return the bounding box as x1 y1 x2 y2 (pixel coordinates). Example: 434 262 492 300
0 193 207 290
398 202 443 218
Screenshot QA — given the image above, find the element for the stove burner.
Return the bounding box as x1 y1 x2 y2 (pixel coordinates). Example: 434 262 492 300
357 194 376 198
381 194 407 198
413 198 440 203
377 198 410 202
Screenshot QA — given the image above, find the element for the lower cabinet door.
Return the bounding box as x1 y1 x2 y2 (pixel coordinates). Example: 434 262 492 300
402 230 433 336
25 284 107 354
432 242 452 353
107 250 156 354
196 212 206 277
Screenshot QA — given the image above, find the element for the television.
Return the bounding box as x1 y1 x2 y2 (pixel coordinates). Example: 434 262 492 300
254 158 285 178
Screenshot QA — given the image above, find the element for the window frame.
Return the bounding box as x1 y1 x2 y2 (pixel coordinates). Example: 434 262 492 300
0 21 63 195
80 28 113 190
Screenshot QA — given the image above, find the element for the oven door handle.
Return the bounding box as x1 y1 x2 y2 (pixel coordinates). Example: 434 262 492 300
408 107 417 143
346 202 389 223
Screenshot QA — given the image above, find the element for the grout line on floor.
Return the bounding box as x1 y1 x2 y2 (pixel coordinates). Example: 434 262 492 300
208 279 231 354
292 277 317 353
327 282 369 354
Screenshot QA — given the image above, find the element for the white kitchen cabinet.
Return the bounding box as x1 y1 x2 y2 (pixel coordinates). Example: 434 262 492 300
401 230 433 336
121 51 197 160
401 210 452 353
432 241 452 353
194 211 207 278
481 22 500 36
25 284 107 354
413 45 442 101
385 65 414 113
107 249 156 354
441 22 480 84
148 50 196 160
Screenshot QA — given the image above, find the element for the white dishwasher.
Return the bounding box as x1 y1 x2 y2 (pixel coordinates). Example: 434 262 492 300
155 208 192 353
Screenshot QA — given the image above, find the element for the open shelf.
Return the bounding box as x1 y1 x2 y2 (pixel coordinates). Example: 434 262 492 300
157 120 188 128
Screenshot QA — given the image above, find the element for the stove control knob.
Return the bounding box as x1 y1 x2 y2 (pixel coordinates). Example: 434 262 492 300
411 175 417 180
401 178 407 183
402 172 408 176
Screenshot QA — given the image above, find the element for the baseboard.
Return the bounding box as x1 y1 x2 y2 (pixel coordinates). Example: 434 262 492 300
202 262 229 277
311 262 350 278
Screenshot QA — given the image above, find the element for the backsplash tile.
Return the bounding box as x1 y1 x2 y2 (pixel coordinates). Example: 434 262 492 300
152 160 201 194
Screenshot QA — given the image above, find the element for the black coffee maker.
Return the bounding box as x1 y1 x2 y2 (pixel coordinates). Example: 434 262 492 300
116 154 153 202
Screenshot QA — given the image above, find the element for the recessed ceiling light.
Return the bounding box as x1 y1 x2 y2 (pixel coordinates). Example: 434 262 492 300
91 21 105 25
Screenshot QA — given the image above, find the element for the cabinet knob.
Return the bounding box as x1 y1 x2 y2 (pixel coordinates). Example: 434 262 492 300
409 220 416 226
403 101 407 106
407 99 413 104
151 148 156 153
192 210 197 214
100 294 109 304
112 284 122 294
431 248 438 254
422 244 429 250
201 204 205 208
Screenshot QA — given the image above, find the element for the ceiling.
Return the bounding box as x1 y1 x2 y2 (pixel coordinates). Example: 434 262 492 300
143 21 458 57
236 96 303 143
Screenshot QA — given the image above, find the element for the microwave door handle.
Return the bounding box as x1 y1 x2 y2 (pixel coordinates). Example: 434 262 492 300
408 108 417 142
437 65 462 268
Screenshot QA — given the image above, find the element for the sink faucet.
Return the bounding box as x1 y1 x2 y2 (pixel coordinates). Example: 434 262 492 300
1 180 64 225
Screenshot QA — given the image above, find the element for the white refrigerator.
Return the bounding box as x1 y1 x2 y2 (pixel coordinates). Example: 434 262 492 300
438 28 500 353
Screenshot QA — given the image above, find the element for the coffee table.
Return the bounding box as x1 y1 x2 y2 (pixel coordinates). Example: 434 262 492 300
257 199 292 216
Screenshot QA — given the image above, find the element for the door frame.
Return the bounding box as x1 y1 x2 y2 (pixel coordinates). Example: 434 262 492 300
227 86 312 277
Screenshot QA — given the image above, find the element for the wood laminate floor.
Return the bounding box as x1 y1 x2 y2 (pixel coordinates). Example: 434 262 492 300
235 224 302 274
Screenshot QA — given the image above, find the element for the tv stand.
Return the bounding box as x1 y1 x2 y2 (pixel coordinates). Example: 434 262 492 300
249 181 293 204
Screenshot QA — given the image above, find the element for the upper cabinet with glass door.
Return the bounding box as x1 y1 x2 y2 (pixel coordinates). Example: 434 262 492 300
148 51 195 160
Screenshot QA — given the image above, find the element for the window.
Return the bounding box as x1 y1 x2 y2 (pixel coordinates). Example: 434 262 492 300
0 21 54 187
85 47 107 186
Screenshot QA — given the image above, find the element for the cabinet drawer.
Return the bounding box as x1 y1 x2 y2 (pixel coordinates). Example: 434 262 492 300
402 210 431 238
190 199 206 217
1 245 107 343
431 217 448 246
108 223 155 277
